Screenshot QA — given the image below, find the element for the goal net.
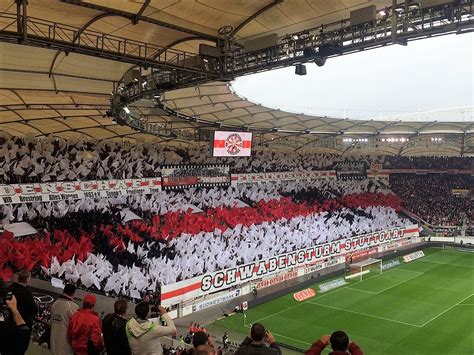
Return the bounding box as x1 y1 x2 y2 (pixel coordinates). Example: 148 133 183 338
345 258 382 281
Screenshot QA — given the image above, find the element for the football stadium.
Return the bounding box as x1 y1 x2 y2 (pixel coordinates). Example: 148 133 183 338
0 1 472 354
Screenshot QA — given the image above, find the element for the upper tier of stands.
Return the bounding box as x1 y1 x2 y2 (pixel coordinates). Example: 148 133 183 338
1 136 473 183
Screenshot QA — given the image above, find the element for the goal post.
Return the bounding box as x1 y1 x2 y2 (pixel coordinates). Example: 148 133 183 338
345 258 382 281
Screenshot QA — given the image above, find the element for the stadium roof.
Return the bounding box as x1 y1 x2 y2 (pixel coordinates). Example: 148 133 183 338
163 82 474 136
0 0 472 154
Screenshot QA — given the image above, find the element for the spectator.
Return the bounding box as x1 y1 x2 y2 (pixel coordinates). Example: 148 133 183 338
192 331 212 353
0 279 31 355
235 322 281 355
390 173 471 226
126 302 176 354
10 269 38 330
102 299 132 355
306 331 363 355
67 294 104 355
223 331 229 350
50 284 79 355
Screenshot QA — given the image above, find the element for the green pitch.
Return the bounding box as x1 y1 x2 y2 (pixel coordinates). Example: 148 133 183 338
211 248 474 354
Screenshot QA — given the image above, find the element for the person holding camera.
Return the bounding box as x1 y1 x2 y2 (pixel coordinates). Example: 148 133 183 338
235 322 281 355
126 302 176 355
10 270 38 332
305 331 363 355
0 279 31 355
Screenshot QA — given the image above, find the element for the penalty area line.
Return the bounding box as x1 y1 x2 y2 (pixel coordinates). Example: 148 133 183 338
374 271 424 294
420 294 474 327
244 323 312 347
416 259 474 269
307 301 422 328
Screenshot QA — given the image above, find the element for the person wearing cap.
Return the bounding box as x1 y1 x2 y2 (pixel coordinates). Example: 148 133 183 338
67 294 104 355
50 284 79 355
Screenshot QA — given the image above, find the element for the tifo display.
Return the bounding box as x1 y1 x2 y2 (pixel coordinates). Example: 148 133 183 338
0 2 473 354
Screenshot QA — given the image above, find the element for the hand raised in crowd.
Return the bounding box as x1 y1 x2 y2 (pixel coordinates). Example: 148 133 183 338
264 330 276 344
158 306 167 315
319 335 330 346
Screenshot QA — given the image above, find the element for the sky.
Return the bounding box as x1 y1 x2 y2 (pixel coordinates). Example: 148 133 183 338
232 33 473 121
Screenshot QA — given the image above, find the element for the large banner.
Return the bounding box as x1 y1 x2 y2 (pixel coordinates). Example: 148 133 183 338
213 131 252 157
161 224 420 306
231 170 336 186
0 178 162 205
256 257 344 290
335 162 367 180
161 165 230 189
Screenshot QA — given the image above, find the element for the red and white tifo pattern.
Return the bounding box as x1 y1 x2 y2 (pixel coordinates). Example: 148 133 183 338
213 131 252 157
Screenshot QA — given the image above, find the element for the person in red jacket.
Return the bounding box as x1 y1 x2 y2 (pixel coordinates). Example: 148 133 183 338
67 294 104 355
306 331 363 355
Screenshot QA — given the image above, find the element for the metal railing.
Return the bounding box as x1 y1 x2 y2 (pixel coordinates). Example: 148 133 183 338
0 12 221 75
226 0 473 76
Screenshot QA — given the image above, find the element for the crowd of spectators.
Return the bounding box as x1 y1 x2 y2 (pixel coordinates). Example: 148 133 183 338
383 155 474 170
1 272 364 355
0 135 469 299
3 135 471 355
1 135 473 185
390 174 472 226
0 179 409 298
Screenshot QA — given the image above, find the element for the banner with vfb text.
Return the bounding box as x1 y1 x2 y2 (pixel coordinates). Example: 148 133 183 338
161 224 420 306
0 178 162 205
161 165 230 189
231 170 336 186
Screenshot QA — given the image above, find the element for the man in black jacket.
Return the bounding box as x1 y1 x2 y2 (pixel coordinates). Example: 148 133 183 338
10 270 38 330
102 298 131 355
236 322 281 355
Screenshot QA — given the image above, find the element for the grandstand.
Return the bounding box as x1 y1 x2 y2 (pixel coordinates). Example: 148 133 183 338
0 1 472 355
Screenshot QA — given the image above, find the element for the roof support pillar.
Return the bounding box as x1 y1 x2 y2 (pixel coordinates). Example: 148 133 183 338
15 0 27 43
460 133 465 157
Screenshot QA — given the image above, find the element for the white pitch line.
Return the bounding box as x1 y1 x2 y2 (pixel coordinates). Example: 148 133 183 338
346 269 423 294
271 333 312 346
390 269 425 274
374 272 424 294
345 287 377 294
244 324 313 348
307 301 421 328
251 267 423 324
417 259 474 269
420 294 474 327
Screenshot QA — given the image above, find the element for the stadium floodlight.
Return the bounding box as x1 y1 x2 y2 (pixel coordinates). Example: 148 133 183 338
295 64 307 75
394 6 404 13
